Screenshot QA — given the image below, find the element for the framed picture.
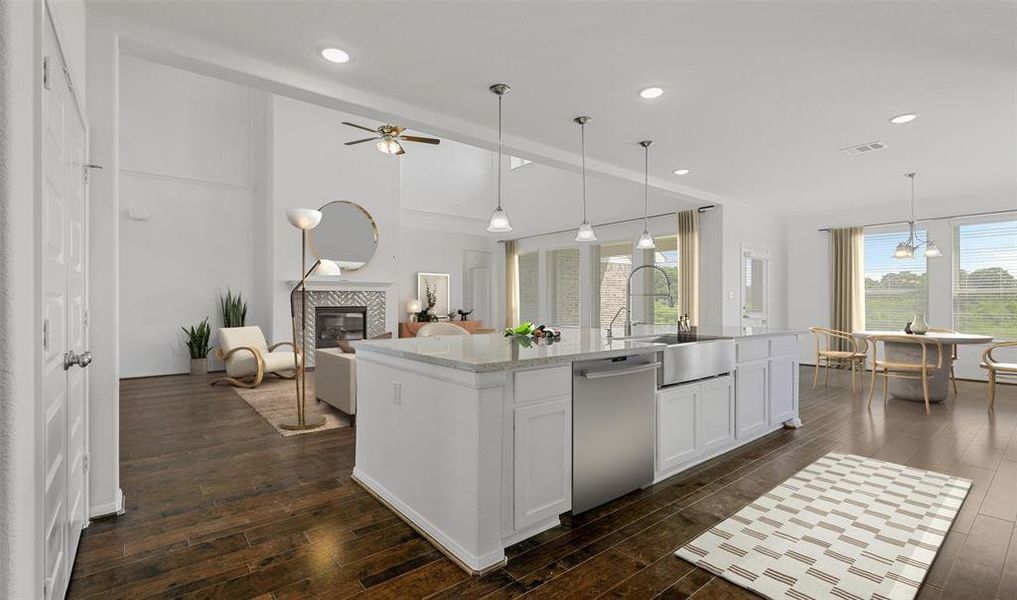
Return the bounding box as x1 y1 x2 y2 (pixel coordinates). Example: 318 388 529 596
417 272 451 319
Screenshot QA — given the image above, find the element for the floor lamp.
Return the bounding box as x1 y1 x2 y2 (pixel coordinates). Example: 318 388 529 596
281 208 327 431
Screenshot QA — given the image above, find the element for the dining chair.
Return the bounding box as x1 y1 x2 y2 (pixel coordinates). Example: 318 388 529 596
927 327 959 395
867 334 943 415
808 327 868 392
981 341 1017 411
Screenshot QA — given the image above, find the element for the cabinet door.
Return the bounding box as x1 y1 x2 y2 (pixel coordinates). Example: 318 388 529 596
736 361 769 439
657 385 698 473
514 397 571 530
769 355 797 425
700 376 735 452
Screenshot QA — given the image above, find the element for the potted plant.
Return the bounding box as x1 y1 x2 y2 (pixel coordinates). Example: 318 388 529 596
182 317 212 375
414 282 439 322
220 289 248 328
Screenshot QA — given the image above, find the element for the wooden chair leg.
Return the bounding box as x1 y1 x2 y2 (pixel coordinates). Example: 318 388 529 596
921 373 931 415
850 360 857 393
813 360 820 388
988 369 996 411
867 367 877 408
883 372 889 405
951 365 958 395
824 359 831 386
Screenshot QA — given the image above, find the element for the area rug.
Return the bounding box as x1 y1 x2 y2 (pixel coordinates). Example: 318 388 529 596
232 373 349 437
676 452 970 600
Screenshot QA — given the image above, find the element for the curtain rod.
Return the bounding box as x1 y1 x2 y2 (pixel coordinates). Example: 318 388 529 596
503 205 715 242
817 207 1017 232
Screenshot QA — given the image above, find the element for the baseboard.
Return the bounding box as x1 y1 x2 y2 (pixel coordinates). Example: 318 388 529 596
89 488 125 519
352 467 506 574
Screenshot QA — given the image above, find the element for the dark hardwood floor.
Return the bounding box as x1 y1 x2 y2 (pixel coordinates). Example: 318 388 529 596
68 367 1017 599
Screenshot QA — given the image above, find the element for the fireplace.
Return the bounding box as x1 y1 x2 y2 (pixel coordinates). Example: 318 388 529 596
314 306 368 349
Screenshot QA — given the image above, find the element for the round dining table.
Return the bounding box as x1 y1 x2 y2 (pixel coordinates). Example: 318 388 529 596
854 330 993 402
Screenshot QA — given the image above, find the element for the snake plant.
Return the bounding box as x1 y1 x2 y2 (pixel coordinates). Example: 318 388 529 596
220 289 248 328
181 317 212 359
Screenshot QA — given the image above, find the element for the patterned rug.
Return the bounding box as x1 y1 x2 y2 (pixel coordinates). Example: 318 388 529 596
676 452 970 600
232 373 349 437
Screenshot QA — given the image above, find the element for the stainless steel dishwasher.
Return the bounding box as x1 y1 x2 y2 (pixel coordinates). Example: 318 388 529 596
572 355 659 515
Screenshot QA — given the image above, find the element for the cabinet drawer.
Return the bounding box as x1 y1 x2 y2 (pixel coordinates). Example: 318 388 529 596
770 335 799 358
514 366 571 404
737 339 769 363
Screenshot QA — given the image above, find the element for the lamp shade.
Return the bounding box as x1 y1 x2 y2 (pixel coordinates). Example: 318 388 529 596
486 207 513 233
924 241 943 258
893 241 914 259
575 221 597 242
286 208 322 230
313 259 342 276
407 299 422 313
636 230 656 250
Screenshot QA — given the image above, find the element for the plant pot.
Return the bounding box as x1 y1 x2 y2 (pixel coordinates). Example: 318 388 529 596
190 358 208 376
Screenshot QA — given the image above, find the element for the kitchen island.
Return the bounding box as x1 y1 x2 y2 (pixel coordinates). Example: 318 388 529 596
352 327 802 574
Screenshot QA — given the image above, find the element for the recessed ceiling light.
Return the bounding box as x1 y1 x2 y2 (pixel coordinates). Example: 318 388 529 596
321 48 351 63
639 87 664 99
889 113 918 124
673 168 690 176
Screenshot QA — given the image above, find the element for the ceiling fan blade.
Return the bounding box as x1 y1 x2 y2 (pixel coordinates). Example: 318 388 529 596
344 137 379 145
342 121 379 134
399 135 440 145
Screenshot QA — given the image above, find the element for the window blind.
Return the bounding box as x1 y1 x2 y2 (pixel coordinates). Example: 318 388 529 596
863 230 928 330
518 251 540 324
953 220 1017 338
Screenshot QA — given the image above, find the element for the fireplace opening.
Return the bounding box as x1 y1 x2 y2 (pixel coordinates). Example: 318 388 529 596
314 306 367 349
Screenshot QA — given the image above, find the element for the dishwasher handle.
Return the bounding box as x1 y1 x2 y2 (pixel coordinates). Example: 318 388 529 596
581 362 660 380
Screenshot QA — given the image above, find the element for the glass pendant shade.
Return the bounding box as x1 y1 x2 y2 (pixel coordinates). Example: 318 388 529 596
575 221 597 242
286 208 322 230
376 138 402 155
924 240 943 258
487 206 513 233
893 241 914 259
636 230 656 250
313 259 342 276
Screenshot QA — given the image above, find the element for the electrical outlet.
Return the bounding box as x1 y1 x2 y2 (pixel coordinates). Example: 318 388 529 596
728 291 735 300
392 381 401 405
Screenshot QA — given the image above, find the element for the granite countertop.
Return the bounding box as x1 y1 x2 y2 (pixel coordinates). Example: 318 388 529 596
353 329 665 373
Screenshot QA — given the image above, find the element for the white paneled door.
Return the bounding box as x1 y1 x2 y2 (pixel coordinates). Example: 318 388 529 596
42 13 90 600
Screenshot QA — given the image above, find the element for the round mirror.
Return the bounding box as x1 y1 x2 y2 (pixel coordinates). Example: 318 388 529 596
308 200 379 271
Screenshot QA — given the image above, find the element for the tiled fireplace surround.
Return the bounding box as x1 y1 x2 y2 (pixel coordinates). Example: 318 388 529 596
295 287 388 367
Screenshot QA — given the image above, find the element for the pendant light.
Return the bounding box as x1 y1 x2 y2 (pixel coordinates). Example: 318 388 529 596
487 83 513 233
635 140 656 249
573 116 597 242
892 172 942 259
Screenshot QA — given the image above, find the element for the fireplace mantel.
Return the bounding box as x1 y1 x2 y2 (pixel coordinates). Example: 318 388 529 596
284 278 395 291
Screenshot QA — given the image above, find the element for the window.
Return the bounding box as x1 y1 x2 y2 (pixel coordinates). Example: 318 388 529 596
599 241 632 327
518 251 540 324
742 248 768 325
650 236 679 324
864 229 928 330
509 156 532 170
548 248 580 327
953 220 1017 337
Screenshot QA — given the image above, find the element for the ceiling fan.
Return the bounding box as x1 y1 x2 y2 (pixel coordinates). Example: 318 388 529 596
342 121 440 155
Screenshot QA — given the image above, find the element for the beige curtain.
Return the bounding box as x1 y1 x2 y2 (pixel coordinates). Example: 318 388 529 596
830 227 864 339
504 240 519 328
677 210 700 325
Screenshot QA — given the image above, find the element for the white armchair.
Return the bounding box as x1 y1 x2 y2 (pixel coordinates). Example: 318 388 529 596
416 322 470 337
212 326 299 388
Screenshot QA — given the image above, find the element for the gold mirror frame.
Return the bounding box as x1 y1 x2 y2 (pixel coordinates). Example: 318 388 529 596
308 200 380 271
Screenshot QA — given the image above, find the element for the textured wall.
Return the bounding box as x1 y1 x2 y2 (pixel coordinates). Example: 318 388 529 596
298 290 387 367
0 0 13 585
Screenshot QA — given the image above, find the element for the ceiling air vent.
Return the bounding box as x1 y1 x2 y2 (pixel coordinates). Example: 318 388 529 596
839 141 887 156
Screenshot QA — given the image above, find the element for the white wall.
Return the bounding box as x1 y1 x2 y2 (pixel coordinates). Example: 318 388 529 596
118 56 264 377
787 194 1017 379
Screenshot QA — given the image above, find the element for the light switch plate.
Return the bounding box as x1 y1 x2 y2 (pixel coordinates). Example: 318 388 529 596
392 381 401 405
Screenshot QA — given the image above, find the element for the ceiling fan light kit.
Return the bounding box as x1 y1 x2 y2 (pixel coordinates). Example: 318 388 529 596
487 83 514 233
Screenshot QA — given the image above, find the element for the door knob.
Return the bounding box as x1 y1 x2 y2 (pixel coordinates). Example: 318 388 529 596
63 350 93 370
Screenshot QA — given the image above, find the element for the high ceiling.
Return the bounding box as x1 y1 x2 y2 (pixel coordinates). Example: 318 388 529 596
90 1 1017 215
